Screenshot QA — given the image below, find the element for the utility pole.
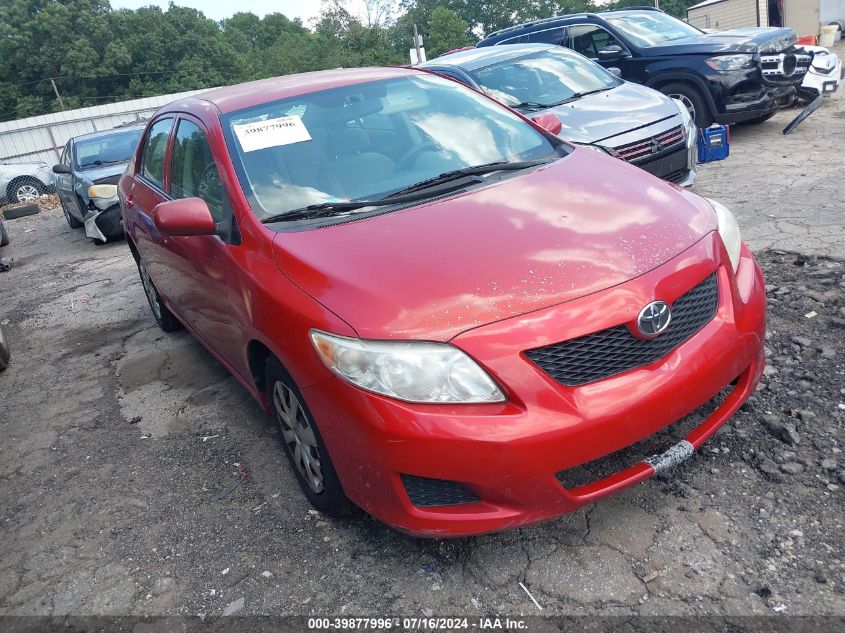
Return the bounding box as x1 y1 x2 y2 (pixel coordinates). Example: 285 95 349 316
413 24 422 65
49 78 65 111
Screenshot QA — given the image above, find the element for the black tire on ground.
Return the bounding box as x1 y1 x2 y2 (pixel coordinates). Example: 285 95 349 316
6 177 45 204
737 112 777 125
0 219 8 247
0 323 9 372
137 257 182 332
61 199 83 229
660 82 714 128
2 202 40 220
265 356 352 517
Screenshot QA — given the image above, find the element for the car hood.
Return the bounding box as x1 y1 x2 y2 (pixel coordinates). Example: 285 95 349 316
272 148 717 341
646 27 797 55
536 82 680 144
75 162 129 185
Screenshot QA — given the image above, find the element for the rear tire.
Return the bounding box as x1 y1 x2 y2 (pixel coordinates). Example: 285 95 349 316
7 178 44 204
137 257 182 332
660 82 714 128
265 356 351 517
0 219 8 247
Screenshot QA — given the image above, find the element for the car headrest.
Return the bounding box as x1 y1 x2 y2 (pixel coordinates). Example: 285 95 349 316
331 128 370 157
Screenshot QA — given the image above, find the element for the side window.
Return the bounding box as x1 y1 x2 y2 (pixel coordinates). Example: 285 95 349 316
140 118 174 188
170 119 225 223
527 27 564 45
566 25 620 58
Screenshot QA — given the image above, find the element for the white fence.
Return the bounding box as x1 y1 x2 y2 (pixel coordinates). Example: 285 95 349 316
0 89 211 166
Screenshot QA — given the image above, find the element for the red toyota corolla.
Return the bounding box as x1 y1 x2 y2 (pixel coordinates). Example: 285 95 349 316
119 67 765 537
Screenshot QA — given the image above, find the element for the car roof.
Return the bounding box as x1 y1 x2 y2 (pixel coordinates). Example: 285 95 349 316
73 125 146 143
184 67 417 115
422 44 558 71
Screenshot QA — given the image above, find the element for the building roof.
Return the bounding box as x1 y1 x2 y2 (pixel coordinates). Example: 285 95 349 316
687 0 731 11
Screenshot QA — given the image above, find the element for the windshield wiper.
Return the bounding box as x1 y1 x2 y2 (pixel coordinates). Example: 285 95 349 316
512 101 550 111
260 159 552 224
384 159 553 197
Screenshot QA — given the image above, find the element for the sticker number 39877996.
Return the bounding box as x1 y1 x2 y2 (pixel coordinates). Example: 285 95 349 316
233 115 312 152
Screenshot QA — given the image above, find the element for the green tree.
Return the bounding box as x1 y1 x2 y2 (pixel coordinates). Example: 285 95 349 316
427 7 470 56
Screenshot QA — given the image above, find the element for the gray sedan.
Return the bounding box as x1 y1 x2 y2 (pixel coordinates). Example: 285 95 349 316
0 160 55 203
422 44 697 186
52 126 143 243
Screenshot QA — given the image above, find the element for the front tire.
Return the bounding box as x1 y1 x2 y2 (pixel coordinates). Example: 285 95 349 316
661 82 714 128
0 323 9 371
61 199 83 228
137 257 181 332
266 357 351 517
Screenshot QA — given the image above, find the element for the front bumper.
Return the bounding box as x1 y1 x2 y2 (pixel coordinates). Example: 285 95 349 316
802 53 843 95
84 200 124 242
303 234 766 536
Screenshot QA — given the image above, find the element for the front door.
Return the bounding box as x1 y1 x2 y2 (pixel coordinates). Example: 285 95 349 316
54 141 78 219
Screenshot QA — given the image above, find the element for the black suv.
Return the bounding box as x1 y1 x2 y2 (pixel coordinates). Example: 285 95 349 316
477 7 811 128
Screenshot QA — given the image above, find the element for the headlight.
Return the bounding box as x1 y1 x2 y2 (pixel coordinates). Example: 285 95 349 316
705 54 754 71
671 97 692 128
310 330 505 404
88 184 118 199
707 198 742 272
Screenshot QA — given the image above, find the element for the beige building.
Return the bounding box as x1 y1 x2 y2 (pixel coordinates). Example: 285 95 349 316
686 0 844 36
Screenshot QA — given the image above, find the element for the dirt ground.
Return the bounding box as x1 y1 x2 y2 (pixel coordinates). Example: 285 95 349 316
1 59 843 624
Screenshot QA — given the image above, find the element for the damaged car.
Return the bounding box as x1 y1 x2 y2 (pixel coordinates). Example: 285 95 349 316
422 44 697 186
477 6 812 128
800 44 842 97
53 126 144 243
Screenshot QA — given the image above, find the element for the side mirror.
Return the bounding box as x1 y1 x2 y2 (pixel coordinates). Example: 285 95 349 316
52 164 71 174
153 198 216 237
607 67 622 78
531 113 563 136
598 45 626 61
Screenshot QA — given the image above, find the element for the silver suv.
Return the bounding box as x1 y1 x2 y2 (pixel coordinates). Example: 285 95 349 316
0 160 55 203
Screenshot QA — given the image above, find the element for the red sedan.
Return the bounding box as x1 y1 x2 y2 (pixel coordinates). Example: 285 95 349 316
119 67 765 537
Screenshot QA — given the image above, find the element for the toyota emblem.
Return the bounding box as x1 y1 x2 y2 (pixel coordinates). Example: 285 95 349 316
637 301 672 337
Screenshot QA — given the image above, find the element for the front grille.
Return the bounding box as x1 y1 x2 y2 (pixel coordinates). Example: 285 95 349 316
400 474 480 507
761 51 812 82
664 168 689 184
611 125 686 164
525 273 719 387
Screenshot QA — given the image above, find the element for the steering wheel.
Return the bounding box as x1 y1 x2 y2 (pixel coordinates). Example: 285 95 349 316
395 142 442 172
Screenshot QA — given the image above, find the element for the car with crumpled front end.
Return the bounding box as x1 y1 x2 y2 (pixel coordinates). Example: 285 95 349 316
119 67 766 536
422 44 697 186
477 7 811 128
53 126 144 243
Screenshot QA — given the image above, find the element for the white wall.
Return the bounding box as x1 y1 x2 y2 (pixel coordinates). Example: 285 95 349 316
0 88 211 166
687 0 765 30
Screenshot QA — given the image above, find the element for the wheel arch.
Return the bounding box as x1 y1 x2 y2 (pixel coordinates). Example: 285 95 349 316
646 73 718 118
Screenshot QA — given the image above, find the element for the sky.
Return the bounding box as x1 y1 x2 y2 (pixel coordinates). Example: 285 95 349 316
110 0 326 25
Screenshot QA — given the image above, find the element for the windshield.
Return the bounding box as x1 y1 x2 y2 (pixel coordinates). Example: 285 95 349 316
74 129 142 170
604 12 703 47
471 48 620 108
221 74 558 219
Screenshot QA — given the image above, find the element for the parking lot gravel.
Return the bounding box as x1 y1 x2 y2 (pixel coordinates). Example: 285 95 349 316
0 56 843 622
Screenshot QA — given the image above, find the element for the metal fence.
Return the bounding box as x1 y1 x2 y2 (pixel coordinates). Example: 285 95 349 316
0 89 211 166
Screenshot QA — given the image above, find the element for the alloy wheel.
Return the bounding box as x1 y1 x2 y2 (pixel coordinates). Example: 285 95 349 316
138 260 162 320
667 93 696 122
15 184 39 203
273 381 324 494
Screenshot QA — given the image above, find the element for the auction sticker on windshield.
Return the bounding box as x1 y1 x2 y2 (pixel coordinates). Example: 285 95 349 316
233 115 312 152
